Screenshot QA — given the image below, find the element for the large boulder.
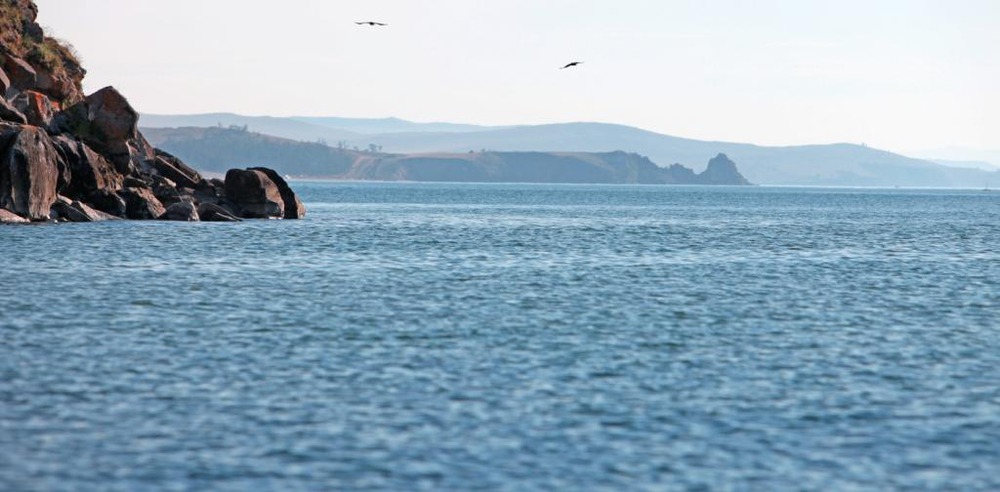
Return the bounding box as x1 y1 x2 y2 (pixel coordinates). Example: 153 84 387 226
0 126 59 220
224 168 284 218
53 86 151 173
158 200 199 221
249 167 306 219
50 135 122 200
119 186 165 220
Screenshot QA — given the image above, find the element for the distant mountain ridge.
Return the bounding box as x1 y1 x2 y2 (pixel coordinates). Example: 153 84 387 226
291 116 509 134
140 114 1000 187
143 127 751 185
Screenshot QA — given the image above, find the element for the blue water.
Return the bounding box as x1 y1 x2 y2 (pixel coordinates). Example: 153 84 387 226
2 183 998 491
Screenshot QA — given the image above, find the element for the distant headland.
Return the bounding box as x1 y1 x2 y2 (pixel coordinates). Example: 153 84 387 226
0 0 304 224
143 126 752 185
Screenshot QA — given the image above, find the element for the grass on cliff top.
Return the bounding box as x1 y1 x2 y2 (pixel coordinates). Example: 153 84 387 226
1 2 83 78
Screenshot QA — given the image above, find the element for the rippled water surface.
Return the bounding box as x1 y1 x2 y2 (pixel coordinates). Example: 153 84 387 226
2 183 999 490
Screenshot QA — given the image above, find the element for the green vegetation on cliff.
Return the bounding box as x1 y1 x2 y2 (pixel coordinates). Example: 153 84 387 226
1 0 85 103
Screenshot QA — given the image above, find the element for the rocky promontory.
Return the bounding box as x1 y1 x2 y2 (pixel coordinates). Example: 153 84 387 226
0 0 304 223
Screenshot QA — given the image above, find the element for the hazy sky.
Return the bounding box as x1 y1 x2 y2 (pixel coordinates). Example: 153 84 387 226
34 0 999 152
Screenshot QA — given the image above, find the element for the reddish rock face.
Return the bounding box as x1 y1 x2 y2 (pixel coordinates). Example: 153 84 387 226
224 168 285 218
81 86 138 142
34 66 83 104
53 85 154 175
0 126 59 220
12 90 56 127
55 86 138 149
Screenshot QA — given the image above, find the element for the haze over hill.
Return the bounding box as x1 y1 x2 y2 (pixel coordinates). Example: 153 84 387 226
143 127 751 185
907 147 1000 172
140 115 998 187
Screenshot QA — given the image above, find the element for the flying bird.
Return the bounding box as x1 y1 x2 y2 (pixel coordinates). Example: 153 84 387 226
560 61 584 69
356 21 388 26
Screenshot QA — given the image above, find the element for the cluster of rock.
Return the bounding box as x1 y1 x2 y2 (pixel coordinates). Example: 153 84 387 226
0 0 304 224
665 153 752 185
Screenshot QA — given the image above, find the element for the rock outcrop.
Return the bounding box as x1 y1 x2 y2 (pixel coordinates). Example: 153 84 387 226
0 0 304 223
696 153 751 185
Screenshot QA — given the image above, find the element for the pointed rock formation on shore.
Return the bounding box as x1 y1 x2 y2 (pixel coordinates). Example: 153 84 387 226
0 0 305 223
696 153 751 185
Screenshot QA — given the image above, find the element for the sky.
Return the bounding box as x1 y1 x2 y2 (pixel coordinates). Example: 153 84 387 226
33 0 1000 153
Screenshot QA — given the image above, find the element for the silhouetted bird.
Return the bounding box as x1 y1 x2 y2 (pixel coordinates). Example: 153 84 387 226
560 61 584 69
356 21 388 26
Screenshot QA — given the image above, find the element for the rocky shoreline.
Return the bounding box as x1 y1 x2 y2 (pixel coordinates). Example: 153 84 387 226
0 0 304 224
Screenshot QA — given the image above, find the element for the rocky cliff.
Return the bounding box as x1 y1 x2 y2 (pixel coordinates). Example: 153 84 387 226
0 0 304 223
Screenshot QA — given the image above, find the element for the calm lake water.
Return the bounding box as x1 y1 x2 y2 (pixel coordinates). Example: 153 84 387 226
2 183 998 490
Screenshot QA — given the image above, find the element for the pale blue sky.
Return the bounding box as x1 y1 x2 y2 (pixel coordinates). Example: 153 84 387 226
34 0 999 152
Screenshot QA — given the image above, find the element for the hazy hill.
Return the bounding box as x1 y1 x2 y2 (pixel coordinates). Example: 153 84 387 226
142 114 999 187
140 113 499 140
909 148 1000 171
143 127 750 185
139 113 361 144
143 127 357 176
292 116 506 134
349 122 997 187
